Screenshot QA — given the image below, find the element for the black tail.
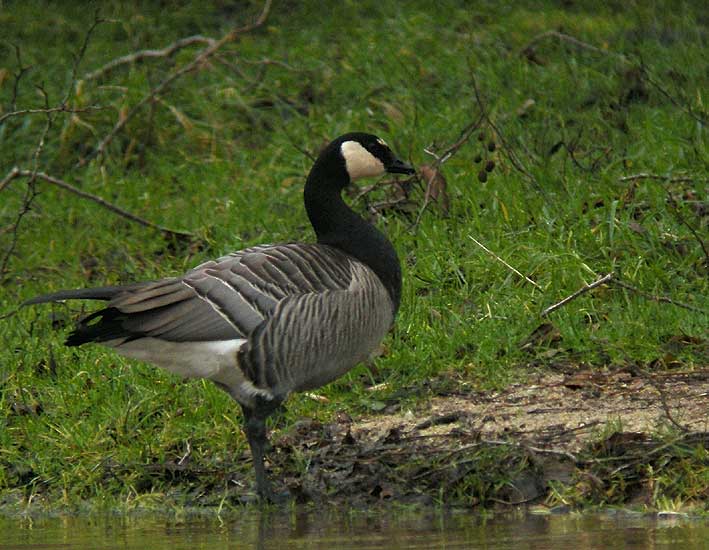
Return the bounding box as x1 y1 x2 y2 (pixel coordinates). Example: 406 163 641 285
65 307 133 347
22 286 126 306
23 286 134 347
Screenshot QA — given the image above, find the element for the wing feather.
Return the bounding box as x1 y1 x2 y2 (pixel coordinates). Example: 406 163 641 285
63 243 357 345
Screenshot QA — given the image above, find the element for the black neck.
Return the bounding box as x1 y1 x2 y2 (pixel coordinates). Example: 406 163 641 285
304 159 401 313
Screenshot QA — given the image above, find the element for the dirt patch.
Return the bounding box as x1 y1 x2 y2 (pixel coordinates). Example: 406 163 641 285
354 369 709 451
268 368 709 507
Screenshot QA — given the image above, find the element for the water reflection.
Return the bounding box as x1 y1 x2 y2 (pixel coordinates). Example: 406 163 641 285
0 509 706 549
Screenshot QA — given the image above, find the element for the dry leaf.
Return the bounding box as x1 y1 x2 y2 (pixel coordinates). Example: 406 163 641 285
419 164 450 215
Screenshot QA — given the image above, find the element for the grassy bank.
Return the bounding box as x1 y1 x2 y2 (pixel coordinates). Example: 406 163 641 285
1 0 707 513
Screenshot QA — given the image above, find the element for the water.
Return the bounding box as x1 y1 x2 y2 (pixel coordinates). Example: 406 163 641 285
0 509 706 549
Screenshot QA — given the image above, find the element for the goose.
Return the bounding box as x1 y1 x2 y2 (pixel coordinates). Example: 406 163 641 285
24 132 414 501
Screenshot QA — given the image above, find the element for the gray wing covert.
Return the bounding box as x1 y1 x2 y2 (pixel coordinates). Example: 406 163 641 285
104 243 355 343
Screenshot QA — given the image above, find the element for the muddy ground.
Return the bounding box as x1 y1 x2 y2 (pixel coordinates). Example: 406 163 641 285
261 367 708 507
91 366 707 509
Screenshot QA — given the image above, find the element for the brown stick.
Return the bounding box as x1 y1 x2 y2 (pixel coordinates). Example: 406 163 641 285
0 105 107 125
521 30 624 60
470 72 543 192
1 168 192 239
646 377 690 433
521 31 707 127
412 114 484 226
541 273 613 317
611 279 707 314
620 173 708 262
2 16 107 277
619 173 703 184
83 35 217 81
87 0 272 163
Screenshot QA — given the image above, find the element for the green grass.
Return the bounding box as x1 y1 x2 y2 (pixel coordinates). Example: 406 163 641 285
1 0 707 512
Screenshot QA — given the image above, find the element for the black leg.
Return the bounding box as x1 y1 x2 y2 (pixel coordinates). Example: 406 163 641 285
242 405 274 501
241 396 285 502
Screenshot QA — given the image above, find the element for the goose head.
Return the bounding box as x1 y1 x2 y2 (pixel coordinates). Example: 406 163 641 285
311 133 414 190
339 132 415 181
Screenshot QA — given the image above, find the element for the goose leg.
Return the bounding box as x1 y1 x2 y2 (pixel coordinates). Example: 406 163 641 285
242 405 273 501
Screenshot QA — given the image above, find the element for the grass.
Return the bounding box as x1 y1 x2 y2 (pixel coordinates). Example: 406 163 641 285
1 0 707 513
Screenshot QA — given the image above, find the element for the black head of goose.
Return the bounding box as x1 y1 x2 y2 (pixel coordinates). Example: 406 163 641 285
24 132 415 501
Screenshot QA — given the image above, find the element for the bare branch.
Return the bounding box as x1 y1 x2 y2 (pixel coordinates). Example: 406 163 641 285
470 72 543 193
1 170 40 276
622 173 709 262
640 66 708 127
0 167 21 193
647 377 691 432
0 105 107 125
10 44 31 110
521 30 625 60
83 35 217 81
611 279 707 314
521 31 707 127
1 169 192 239
64 12 105 104
619 173 703 184
411 114 484 226
86 0 272 164
468 235 542 290
480 439 579 463
541 273 613 317
14 86 55 272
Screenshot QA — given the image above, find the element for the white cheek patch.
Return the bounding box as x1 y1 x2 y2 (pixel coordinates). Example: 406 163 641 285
341 140 385 180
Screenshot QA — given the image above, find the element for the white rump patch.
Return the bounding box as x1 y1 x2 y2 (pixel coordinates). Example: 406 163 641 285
113 337 246 381
341 140 385 181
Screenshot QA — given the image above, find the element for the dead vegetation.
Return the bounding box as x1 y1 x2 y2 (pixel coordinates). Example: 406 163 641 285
263 368 709 507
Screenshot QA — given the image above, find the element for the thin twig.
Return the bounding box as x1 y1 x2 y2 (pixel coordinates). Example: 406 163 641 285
10 45 31 110
0 105 106 125
83 35 217 81
611 279 707 314
480 439 579 463
521 30 625 60
640 66 708 127
65 12 105 103
619 173 708 261
2 86 54 275
645 376 690 433
0 167 20 193
470 72 543 192
1 14 108 276
541 273 613 317
1 169 192 239
619 173 703 184
86 0 272 163
412 115 484 227
521 31 707 127
468 235 542 290
662 189 709 263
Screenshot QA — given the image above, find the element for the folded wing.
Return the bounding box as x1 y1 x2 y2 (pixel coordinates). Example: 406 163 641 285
29 243 357 346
